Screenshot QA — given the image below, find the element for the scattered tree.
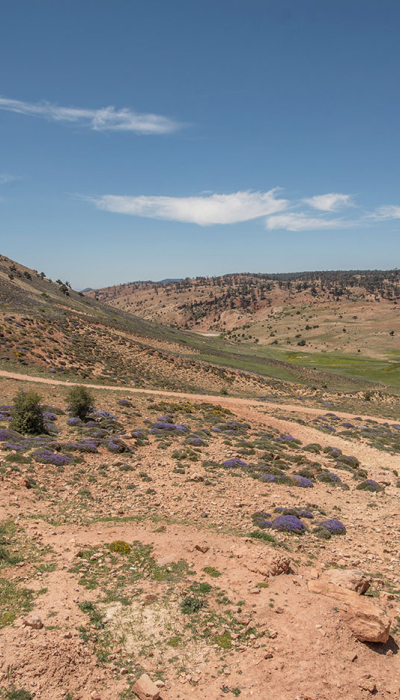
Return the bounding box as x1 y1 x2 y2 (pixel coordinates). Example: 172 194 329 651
67 385 94 420
10 390 45 435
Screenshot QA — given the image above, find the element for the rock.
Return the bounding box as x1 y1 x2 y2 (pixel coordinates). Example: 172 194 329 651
154 680 165 689
308 580 390 643
132 673 160 700
359 678 377 693
319 568 370 594
190 473 204 482
195 544 209 553
23 615 43 630
231 544 292 577
20 477 31 489
144 594 158 604
90 693 101 700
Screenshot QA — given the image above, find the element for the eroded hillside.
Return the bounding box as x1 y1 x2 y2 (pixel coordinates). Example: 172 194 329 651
87 271 400 359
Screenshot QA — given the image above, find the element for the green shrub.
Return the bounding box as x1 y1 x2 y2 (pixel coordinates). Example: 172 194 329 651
180 595 205 614
10 391 45 435
109 540 131 554
67 385 94 420
6 689 33 700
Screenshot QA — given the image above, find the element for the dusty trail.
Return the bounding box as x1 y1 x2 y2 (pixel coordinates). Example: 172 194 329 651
1 369 399 475
0 369 396 425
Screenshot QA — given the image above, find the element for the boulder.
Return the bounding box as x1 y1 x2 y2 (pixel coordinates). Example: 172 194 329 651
23 614 43 630
132 673 160 700
319 568 370 594
308 580 390 643
195 543 210 553
231 544 292 577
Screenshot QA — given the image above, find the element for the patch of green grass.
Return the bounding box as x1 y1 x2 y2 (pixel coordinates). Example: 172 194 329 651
0 578 34 627
203 566 221 578
215 631 232 649
4 688 33 700
248 530 277 545
167 635 182 648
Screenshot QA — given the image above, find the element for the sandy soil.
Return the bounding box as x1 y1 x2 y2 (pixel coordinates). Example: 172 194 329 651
0 375 400 700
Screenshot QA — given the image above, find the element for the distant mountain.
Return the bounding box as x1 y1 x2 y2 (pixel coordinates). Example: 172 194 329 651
85 269 400 360
80 287 93 293
158 278 183 284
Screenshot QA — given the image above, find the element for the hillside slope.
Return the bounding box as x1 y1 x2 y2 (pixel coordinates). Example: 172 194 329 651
1 255 400 399
87 271 400 360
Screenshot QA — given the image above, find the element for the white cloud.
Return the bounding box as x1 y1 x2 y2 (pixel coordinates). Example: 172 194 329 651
369 205 400 220
0 95 181 135
265 212 348 231
92 189 288 225
303 193 353 211
0 173 18 184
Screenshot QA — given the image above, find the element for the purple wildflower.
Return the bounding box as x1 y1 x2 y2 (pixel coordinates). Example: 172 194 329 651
185 437 204 447
292 475 314 488
272 515 305 534
67 417 81 426
319 519 346 535
222 458 247 468
34 451 72 466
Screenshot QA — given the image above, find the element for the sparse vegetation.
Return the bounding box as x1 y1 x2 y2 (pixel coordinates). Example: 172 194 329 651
10 391 45 435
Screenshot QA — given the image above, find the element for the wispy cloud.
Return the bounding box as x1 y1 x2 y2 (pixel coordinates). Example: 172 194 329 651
87 185 400 232
92 189 288 225
0 95 182 135
369 205 400 220
265 212 348 231
0 173 19 185
303 192 353 211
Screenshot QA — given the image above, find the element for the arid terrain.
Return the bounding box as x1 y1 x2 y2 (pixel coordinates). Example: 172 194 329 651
86 271 400 359
1 257 400 700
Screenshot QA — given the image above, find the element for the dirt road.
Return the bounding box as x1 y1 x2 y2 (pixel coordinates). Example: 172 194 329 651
0 369 396 425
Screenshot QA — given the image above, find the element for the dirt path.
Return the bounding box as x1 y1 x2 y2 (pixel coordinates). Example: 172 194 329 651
0 369 397 426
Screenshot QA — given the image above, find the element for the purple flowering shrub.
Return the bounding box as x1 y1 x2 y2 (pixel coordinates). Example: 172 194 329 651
118 399 132 407
292 475 314 488
275 507 314 519
185 437 205 447
222 458 247 469
150 421 188 434
67 417 82 426
317 471 342 485
103 437 132 454
0 428 21 442
64 439 99 453
356 479 384 492
33 450 72 466
251 510 272 529
319 519 346 535
272 515 305 534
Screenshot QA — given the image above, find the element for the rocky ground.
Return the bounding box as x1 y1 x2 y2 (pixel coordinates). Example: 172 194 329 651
0 376 399 700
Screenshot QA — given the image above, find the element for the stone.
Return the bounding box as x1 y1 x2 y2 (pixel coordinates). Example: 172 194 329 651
195 544 209 553
23 615 43 630
231 544 292 578
308 580 390 643
20 477 32 489
144 594 158 605
319 568 370 595
132 673 160 700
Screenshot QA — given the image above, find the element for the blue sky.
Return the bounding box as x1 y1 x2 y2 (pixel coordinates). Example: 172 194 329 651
1 0 399 289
